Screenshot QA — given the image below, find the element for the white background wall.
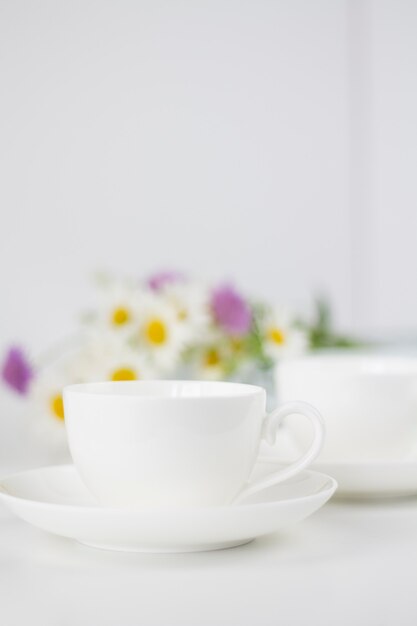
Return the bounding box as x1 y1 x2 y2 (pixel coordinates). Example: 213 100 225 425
368 0 417 334
0 0 416 355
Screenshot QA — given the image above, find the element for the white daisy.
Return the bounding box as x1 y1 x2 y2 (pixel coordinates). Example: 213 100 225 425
191 325 232 380
29 366 70 446
197 345 227 380
163 282 211 344
92 280 144 336
67 335 155 383
135 292 187 372
262 307 308 361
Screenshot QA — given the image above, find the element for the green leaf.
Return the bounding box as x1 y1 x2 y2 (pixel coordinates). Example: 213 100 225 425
307 296 365 350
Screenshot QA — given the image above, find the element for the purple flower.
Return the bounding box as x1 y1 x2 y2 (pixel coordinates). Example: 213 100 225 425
211 285 252 336
147 271 185 292
1 347 34 396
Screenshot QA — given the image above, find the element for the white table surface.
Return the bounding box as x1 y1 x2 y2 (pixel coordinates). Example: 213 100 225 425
1 395 417 626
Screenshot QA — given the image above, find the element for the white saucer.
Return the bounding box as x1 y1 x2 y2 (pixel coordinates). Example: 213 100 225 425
0 465 336 553
313 460 417 498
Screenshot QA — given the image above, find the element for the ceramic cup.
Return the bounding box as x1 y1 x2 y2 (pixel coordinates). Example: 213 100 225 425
64 380 324 508
276 354 417 462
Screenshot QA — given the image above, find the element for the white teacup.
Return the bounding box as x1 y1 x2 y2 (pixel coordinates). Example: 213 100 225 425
64 380 324 508
277 354 417 462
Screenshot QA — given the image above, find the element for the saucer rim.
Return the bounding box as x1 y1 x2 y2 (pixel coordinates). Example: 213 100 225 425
0 464 338 513
313 459 417 468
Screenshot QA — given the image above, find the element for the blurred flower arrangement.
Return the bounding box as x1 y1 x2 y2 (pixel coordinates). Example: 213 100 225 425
1 271 359 434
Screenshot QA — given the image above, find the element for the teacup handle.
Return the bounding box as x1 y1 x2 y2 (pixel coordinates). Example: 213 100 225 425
233 401 325 504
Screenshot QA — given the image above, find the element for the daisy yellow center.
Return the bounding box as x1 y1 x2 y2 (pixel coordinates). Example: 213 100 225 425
112 307 130 326
111 367 137 381
50 393 65 421
268 327 286 345
205 348 220 367
177 308 188 321
145 318 167 345
231 338 243 352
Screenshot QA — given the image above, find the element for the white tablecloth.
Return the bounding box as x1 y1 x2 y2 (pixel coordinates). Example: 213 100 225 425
1 394 417 626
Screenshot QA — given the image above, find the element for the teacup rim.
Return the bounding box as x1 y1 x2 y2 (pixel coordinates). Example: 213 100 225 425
63 379 265 400
277 352 417 375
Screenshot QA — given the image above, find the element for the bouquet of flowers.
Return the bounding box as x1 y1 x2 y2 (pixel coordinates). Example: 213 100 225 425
1 270 358 434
